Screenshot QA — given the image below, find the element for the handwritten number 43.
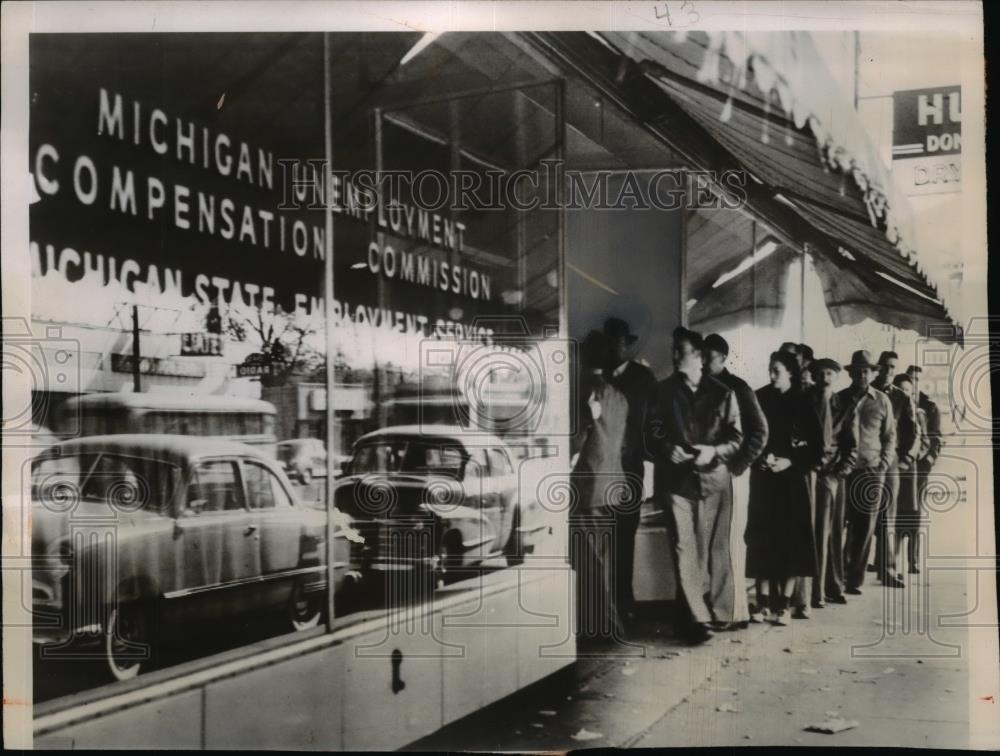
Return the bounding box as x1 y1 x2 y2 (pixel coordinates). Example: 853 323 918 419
655 1 700 26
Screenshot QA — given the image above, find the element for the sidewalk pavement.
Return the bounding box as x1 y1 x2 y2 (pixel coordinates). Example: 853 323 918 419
408 569 972 750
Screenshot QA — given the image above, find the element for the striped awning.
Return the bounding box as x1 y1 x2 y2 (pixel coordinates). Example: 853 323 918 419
530 31 959 343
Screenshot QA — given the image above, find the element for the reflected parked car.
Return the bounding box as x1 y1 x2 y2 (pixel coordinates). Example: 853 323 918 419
277 438 328 484
31 434 355 681
333 425 547 586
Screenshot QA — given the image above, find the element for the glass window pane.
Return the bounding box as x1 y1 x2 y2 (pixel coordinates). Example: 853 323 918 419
244 461 276 509
196 460 243 511
270 471 294 509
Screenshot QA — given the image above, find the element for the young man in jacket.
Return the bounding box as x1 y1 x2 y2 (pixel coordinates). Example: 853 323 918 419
647 327 743 644
702 333 769 629
807 358 858 607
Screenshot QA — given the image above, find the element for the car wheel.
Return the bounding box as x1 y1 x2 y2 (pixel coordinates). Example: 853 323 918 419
288 578 323 631
504 510 525 567
104 602 153 682
300 467 312 486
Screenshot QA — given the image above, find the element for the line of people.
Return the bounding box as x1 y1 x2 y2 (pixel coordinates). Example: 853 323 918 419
569 319 942 647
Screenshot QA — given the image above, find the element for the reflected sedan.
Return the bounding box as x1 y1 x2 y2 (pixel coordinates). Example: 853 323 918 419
31 434 355 681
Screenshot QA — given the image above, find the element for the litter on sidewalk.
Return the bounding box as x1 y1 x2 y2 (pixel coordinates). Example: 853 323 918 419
570 728 603 742
805 717 860 734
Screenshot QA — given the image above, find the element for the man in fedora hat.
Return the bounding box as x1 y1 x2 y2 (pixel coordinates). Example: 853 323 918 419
904 365 943 574
602 317 658 621
807 357 858 607
869 351 920 587
837 350 896 594
702 332 769 629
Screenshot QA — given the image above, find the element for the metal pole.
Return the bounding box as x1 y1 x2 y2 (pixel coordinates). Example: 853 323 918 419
800 244 807 343
131 304 141 392
555 79 566 340
853 31 860 110
323 32 337 630
750 220 758 329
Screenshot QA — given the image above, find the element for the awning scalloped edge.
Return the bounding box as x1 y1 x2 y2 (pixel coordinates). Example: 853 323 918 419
605 30 953 320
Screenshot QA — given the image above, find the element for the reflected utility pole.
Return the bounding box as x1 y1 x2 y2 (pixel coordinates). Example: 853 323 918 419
131 304 142 392
323 31 337 629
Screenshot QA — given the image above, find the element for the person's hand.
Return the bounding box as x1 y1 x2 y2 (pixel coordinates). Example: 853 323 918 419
586 394 602 421
693 444 717 466
670 445 695 464
768 456 792 473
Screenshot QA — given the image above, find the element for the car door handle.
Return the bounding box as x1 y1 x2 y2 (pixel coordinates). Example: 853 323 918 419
244 525 257 536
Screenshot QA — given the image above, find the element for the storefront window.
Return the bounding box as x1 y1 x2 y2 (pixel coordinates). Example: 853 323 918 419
29 31 570 706
29 31 336 701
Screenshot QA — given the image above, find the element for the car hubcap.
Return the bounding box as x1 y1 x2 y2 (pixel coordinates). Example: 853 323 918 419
290 583 321 630
106 606 146 680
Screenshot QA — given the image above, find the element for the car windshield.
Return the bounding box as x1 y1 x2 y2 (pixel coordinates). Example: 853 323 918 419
31 452 180 513
351 440 465 478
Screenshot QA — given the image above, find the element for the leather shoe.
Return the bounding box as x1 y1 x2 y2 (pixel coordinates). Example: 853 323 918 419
883 574 905 588
792 605 810 620
866 564 877 573
908 565 921 575
811 598 826 609
845 586 863 595
825 594 848 604
684 624 714 645
709 620 747 632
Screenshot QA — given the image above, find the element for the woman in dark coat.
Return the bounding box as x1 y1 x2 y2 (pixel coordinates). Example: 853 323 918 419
745 350 824 625
569 330 630 645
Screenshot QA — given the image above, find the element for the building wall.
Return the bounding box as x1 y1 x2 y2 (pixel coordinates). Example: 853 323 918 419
34 568 573 750
566 174 684 380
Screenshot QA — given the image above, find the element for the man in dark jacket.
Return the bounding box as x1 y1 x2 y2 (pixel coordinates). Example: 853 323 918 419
647 327 743 644
870 351 920 587
603 317 659 621
807 358 858 607
703 333 768 629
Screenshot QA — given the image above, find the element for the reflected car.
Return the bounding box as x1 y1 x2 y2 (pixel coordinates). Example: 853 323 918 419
333 425 546 586
277 438 328 484
31 434 354 681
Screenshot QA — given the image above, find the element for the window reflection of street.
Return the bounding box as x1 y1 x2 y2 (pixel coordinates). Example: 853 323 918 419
33 470 552 703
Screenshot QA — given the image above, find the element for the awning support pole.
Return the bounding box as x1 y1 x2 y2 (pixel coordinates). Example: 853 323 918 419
800 243 807 343
751 220 757 329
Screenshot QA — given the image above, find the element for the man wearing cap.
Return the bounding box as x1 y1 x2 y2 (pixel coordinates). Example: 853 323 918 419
799 344 816 389
838 350 896 594
904 365 943 573
603 317 659 621
870 351 920 587
703 333 769 629
807 358 858 607
647 327 743 644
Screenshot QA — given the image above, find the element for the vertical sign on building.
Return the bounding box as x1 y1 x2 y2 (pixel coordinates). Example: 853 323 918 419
892 86 961 195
